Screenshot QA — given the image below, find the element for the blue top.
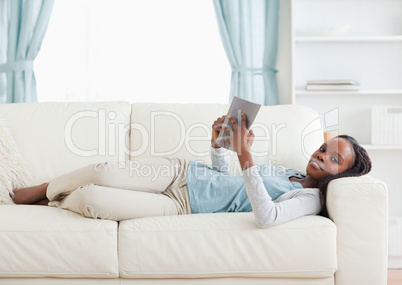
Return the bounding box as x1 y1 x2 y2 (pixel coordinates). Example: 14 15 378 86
186 160 305 214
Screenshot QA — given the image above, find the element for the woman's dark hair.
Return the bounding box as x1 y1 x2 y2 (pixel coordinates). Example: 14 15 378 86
318 134 372 218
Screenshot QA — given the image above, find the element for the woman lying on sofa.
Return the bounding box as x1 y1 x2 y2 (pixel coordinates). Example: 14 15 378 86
11 113 372 227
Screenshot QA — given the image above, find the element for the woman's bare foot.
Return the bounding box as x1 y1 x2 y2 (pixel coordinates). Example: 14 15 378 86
32 198 50 206
12 183 49 204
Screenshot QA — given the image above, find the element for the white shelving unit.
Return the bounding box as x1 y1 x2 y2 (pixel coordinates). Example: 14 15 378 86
361 144 402 150
295 36 402 43
291 0 402 148
290 0 402 268
296 90 402 96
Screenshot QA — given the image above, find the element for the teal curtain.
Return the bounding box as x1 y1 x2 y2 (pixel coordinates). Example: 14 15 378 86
0 0 54 103
213 0 279 105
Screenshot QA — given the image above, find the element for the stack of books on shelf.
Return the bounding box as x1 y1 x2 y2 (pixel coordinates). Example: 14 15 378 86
306 80 360 91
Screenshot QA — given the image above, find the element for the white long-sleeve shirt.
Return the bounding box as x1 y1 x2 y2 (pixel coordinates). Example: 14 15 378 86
210 146 324 228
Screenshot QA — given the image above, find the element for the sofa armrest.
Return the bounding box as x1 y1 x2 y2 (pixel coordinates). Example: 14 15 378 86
326 175 388 285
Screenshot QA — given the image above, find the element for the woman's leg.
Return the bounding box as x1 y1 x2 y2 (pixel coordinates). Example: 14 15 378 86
12 183 49 204
32 198 50 206
53 184 178 220
47 157 185 202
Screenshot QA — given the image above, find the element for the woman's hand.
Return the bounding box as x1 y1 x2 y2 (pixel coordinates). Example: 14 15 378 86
222 113 255 170
211 115 227 148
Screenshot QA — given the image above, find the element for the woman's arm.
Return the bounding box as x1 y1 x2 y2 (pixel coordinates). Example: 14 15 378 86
210 115 232 174
242 166 324 227
222 113 255 171
223 113 323 227
210 145 233 174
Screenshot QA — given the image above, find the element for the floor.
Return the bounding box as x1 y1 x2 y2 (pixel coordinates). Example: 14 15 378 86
388 269 402 285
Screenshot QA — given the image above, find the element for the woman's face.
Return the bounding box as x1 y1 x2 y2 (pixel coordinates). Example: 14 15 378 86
306 137 355 180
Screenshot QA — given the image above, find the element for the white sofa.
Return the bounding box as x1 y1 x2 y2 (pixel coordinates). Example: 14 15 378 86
0 102 388 285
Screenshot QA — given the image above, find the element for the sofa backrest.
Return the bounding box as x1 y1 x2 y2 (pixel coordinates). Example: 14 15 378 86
0 102 131 185
0 101 323 184
130 103 324 175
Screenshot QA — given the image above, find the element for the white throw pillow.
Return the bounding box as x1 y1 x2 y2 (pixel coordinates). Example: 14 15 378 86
0 119 32 204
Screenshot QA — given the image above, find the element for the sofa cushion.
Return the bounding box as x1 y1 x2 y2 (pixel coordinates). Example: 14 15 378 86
0 102 131 185
0 205 118 278
118 213 337 279
130 103 323 175
0 119 32 204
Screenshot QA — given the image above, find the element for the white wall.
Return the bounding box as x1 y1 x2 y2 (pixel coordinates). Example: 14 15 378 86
276 0 293 105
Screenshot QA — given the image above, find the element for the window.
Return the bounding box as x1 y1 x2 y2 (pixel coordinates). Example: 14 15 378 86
35 0 231 103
